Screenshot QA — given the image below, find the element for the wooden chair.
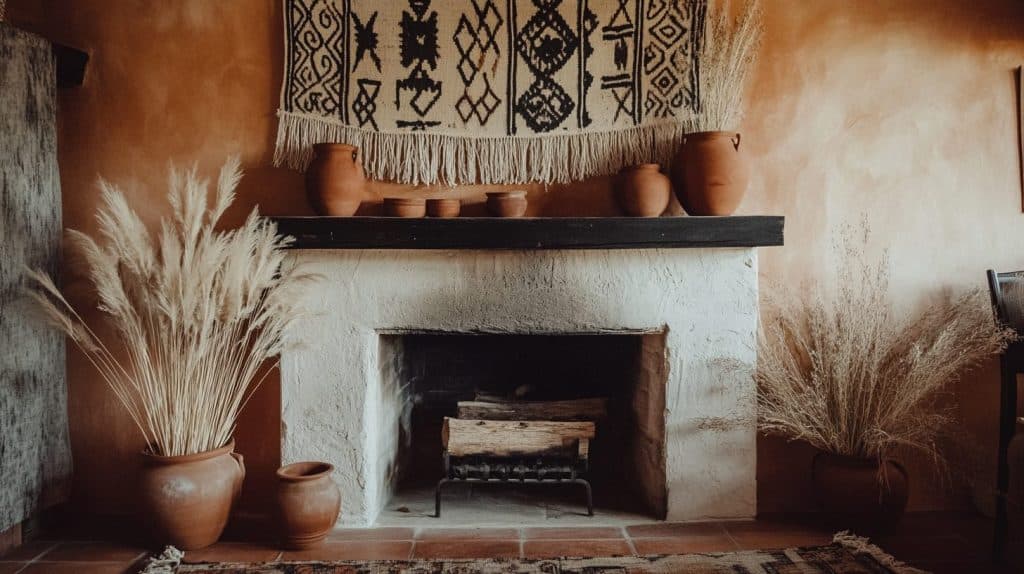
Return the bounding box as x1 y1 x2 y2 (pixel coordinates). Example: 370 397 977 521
986 269 1024 560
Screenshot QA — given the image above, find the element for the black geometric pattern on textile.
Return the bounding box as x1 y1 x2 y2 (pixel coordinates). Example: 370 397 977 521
396 0 442 123
352 11 381 73
282 0 346 117
515 0 578 77
579 5 597 128
352 78 381 129
515 0 577 133
456 75 501 125
517 77 574 132
396 119 442 130
643 0 701 119
454 0 503 85
599 0 637 124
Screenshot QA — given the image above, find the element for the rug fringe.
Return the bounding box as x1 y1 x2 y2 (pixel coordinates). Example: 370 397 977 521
136 545 183 574
832 531 929 574
274 110 694 185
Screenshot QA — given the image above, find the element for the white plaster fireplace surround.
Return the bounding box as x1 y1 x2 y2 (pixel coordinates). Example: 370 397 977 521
281 247 760 527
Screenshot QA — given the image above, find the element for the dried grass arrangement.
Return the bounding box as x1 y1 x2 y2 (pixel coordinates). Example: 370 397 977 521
27 158 316 457
688 0 764 131
756 226 1014 465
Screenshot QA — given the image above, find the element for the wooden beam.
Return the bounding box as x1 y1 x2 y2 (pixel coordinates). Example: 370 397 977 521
442 418 596 457
457 398 608 421
270 216 785 250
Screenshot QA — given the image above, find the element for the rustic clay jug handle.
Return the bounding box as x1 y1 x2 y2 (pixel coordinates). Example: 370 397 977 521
732 133 741 150
230 451 245 502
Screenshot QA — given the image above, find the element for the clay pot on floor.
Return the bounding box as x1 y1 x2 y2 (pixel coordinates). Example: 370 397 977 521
138 440 245 551
275 462 341 550
812 453 908 536
486 191 528 218
616 164 671 217
305 143 366 216
673 131 749 216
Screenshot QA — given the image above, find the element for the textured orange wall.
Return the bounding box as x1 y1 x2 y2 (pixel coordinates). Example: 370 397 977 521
7 0 1024 517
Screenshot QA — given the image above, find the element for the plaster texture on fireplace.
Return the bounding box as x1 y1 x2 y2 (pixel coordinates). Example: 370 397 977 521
281 249 759 526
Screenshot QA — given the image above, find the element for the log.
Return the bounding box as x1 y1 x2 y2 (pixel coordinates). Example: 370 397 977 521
442 418 596 458
457 398 608 421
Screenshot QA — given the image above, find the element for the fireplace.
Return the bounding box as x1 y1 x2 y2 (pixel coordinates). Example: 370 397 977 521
280 244 761 526
377 333 668 521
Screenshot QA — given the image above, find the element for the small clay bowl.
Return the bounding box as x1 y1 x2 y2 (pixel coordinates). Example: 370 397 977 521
383 197 426 218
486 191 528 218
426 198 461 218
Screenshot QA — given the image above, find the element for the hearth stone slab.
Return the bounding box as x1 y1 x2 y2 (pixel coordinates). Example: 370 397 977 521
282 248 758 526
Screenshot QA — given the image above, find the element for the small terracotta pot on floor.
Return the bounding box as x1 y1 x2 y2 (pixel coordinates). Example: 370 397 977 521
616 164 671 217
138 440 245 551
673 131 749 216
276 461 341 550
812 453 908 536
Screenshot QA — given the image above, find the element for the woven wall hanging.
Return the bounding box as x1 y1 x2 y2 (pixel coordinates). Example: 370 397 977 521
275 0 706 185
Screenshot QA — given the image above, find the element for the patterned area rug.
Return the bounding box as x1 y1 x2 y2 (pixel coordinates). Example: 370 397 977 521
150 534 927 574
275 0 706 185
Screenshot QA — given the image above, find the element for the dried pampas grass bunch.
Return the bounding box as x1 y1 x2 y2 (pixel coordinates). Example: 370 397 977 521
27 157 316 457
688 0 764 131
757 225 1014 465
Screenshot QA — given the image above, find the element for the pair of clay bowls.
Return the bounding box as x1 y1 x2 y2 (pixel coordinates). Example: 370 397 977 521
383 197 461 218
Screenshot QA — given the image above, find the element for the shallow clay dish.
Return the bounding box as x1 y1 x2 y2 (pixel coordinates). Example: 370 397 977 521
426 198 461 218
383 197 426 218
486 191 528 218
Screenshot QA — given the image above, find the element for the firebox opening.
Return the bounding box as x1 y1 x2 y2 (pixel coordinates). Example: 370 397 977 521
376 332 667 525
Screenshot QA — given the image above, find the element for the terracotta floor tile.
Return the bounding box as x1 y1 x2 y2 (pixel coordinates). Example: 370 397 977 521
523 539 632 559
20 563 134 574
0 563 27 574
42 541 147 562
626 522 726 538
522 527 623 540
413 539 520 559
181 542 282 563
873 534 983 562
416 528 519 541
632 535 739 555
0 541 58 561
281 540 412 561
724 519 833 550
327 527 415 541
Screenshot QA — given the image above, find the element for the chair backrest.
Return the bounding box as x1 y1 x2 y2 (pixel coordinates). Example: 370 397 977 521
988 270 1024 331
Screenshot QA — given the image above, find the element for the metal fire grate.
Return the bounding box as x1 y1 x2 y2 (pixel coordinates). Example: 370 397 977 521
435 452 593 517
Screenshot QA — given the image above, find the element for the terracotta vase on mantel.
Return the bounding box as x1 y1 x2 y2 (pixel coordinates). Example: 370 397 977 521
672 131 749 216
305 143 366 216
616 164 671 217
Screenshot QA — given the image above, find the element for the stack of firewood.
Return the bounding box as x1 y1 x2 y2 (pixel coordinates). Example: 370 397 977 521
442 395 608 461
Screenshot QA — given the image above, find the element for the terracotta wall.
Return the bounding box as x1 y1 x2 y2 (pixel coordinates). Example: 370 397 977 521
7 0 1024 517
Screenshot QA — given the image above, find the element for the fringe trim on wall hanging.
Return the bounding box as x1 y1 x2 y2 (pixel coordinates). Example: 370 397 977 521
275 0 706 185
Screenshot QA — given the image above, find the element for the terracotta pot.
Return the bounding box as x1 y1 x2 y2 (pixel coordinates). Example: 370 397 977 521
138 440 245 550
426 198 461 218
275 461 341 550
305 143 365 216
616 164 671 217
673 131 749 216
383 197 426 218
812 453 908 535
486 191 528 218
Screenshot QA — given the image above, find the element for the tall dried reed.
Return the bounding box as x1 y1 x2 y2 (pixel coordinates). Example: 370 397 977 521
685 0 764 131
757 226 1014 464
26 158 316 457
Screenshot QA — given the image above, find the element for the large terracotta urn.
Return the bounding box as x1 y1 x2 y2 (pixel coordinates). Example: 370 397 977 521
673 131 749 216
812 453 908 536
305 143 365 216
616 164 671 217
138 440 245 550
275 462 341 550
